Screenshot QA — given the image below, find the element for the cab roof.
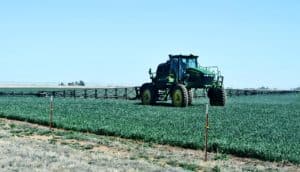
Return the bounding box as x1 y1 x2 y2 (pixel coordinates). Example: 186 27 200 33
169 54 198 59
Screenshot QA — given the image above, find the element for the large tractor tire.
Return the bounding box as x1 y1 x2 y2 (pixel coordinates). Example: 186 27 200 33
172 84 188 107
187 89 193 105
208 87 226 106
207 88 214 99
140 83 157 105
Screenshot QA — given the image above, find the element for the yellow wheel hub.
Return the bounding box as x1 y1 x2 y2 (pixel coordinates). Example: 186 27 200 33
142 89 151 105
172 89 183 107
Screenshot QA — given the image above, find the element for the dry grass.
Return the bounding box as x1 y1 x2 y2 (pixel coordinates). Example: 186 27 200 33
0 118 299 172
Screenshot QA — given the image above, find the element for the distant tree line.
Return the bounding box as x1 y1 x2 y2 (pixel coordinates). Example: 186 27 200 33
59 80 85 86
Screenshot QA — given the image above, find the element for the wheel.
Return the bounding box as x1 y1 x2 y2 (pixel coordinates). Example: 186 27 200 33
187 89 193 105
208 88 226 106
207 88 214 99
141 83 157 105
172 84 188 107
215 88 226 106
207 88 215 105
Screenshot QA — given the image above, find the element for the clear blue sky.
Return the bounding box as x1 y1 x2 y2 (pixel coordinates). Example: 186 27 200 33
0 0 299 89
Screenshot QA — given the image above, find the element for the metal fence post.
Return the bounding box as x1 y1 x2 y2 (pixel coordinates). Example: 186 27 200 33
73 89 76 99
115 88 118 99
49 96 54 130
84 89 87 99
104 89 108 99
204 104 209 161
124 88 128 99
95 89 98 99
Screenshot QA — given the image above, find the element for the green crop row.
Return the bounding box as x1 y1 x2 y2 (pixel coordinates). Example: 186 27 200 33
0 94 299 163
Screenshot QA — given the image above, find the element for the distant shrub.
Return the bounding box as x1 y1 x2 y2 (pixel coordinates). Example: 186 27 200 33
67 80 85 86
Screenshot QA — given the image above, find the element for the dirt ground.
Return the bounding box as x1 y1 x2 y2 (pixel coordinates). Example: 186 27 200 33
0 118 299 172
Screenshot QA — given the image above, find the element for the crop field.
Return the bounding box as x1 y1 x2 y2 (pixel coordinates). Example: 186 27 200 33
0 93 299 164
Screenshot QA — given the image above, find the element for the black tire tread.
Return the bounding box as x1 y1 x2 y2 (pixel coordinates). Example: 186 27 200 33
187 89 193 105
208 88 226 106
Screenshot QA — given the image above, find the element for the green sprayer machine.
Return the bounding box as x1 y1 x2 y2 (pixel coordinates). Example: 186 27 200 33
140 54 226 107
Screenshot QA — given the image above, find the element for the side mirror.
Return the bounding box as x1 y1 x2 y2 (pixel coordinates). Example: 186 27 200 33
148 68 152 75
149 68 155 80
